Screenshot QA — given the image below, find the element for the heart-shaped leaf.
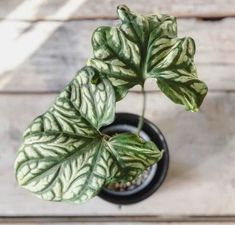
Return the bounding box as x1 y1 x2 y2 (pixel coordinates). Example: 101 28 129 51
87 5 207 111
15 66 163 203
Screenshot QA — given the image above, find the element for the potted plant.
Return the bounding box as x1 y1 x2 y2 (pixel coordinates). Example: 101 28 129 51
14 5 208 205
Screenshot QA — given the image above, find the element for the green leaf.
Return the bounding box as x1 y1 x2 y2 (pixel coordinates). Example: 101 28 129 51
70 67 115 129
105 133 163 183
15 66 163 203
87 5 207 110
15 133 106 203
147 37 208 111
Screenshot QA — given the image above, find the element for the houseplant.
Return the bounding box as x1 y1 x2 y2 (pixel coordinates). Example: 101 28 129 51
14 5 208 205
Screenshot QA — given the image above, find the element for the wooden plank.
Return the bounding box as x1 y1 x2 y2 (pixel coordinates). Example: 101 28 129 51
1 215 235 223
2 215 235 224
0 0 235 21
0 0 21 19
0 91 234 216
0 19 235 93
1 222 235 225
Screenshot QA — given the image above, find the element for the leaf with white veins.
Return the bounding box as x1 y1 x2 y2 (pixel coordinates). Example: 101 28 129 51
15 66 163 203
88 5 207 110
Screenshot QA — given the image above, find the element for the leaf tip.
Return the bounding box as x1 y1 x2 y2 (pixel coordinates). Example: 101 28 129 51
117 4 130 20
117 4 129 12
185 37 196 56
160 149 165 159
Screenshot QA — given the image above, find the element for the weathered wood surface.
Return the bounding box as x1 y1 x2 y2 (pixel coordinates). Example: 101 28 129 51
1 222 235 225
0 0 235 222
0 0 235 20
2 223 235 225
0 92 234 216
0 19 235 93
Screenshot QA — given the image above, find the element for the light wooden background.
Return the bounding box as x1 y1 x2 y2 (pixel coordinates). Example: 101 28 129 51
0 0 235 224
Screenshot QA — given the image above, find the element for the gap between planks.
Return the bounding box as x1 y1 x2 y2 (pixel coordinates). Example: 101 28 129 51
0 15 232 23
1 215 235 223
0 89 234 95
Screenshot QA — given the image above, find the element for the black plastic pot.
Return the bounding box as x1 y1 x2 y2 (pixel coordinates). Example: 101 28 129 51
99 113 169 205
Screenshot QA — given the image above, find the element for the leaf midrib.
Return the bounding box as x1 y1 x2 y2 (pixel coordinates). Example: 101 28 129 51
73 140 104 201
24 130 98 141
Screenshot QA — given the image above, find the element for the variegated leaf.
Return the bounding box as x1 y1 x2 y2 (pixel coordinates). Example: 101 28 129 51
15 67 113 203
88 5 207 111
15 133 108 203
70 67 115 129
15 66 163 203
105 133 163 183
147 37 207 111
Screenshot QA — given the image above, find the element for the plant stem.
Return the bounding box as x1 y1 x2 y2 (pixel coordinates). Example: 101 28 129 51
137 84 146 135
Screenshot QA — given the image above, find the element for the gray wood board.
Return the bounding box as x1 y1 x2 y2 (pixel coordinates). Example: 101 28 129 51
1 222 235 225
0 19 234 93
0 91 234 215
0 0 234 20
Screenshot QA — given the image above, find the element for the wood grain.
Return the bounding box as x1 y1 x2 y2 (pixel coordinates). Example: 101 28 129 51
1 223 235 225
0 0 234 21
1 221 235 225
0 19 234 93
0 91 234 216
0 0 234 222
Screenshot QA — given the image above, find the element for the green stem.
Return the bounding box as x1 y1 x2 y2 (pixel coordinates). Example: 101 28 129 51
137 84 146 135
